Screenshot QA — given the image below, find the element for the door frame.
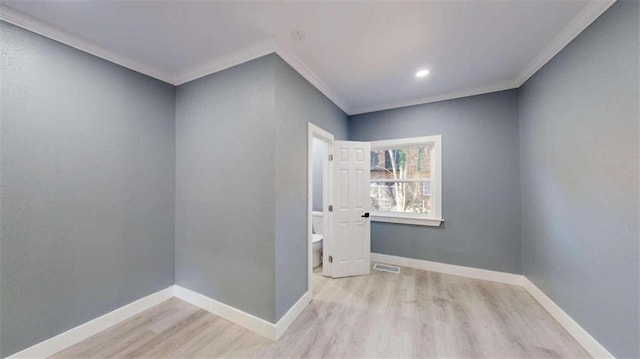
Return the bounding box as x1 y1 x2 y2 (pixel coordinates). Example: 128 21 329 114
307 123 334 294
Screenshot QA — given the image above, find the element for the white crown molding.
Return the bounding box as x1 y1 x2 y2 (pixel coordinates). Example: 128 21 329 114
0 5 175 85
348 79 519 115
0 3 350 113
171 38 277 85
348 0 615 115
171 37 350 114
0 0 615 115
272 39 350 113
514 0 615 86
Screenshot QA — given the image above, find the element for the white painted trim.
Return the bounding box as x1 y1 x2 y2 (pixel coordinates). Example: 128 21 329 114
307 127 314 292
5 269 613 359
429 135 442 221
0 5 175 85
370 135 442 224
273 40 349 113
174 39 349 113
308 123 335 281
370 135 439 150
174 286 310 341
0 6 348 113
7 286 313 357
322 140 332 278
370 253 524 286
172 38 276 85
7 286 175 359
522 278 614 359
347 0 614 115
308 122 335 143
173 285 276 340
514 0 615 86
371 214 443 227
348 80 518 115
1 1 613 115
371 253 615 357
370 178 431 183
274 291 312 340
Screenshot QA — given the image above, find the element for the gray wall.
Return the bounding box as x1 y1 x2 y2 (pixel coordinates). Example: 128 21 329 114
312 138 326 212
175 55 277 321
519 1 639 357
273 56 348 320
0 21 176 357
2 2 636 356
349 90 522 274
175 54 348 323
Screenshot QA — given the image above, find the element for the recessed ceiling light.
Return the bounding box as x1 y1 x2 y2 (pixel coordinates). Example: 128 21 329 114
415 69 430 78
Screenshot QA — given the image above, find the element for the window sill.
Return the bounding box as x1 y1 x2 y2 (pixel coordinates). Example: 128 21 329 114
371 213 443 227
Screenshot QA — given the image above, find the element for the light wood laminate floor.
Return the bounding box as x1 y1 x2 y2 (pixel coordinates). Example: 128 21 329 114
52 266 589 358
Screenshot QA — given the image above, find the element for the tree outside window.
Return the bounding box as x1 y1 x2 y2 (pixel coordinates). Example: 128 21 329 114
370 146 432 214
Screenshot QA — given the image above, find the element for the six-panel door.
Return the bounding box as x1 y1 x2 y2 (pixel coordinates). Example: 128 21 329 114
331 141 371 278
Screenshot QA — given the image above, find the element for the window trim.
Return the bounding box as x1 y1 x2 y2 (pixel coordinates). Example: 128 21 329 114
369 135 443 227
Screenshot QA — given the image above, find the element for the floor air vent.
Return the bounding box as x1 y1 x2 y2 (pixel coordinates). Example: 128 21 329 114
373 263 400 274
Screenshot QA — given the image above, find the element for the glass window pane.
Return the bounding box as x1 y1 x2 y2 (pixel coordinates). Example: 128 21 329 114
422 181 430 196
370 147 431 180
370 181 431 214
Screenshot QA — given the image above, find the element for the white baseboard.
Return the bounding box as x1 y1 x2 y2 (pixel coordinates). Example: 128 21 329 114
174 285 310 341
371 253 524 286
371 252 614 358
522 278 614 359
6 267 612 359
173 285 275 340
7 286 175 359
275 291 312 340
7 285 312 358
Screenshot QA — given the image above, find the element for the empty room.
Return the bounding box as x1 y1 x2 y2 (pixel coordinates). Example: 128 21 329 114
1 0 638 358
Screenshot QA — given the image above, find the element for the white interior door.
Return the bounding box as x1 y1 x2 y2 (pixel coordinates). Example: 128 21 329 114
331 141 371 278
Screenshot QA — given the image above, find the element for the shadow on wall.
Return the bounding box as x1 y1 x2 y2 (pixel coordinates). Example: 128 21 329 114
312 138 326 212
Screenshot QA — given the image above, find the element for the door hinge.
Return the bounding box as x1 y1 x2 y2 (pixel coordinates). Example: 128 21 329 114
328 255 333 263
328 154 333 161
328 205 333 212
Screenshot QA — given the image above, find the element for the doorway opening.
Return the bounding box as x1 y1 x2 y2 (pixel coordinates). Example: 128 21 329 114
307 123 333 294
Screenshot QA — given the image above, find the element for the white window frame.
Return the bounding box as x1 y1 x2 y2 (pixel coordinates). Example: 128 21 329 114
369 135 442 227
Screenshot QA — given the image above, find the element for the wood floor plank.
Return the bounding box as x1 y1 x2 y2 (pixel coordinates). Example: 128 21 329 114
51 265 591 358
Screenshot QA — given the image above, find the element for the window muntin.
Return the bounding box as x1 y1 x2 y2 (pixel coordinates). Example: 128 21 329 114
369 136 442 226
370 146 432 214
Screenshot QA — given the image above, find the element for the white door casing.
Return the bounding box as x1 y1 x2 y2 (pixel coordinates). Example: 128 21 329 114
308 123 334 285
331 141 371 278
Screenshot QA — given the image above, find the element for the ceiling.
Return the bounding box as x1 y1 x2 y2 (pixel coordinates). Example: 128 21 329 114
0 0 613 115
